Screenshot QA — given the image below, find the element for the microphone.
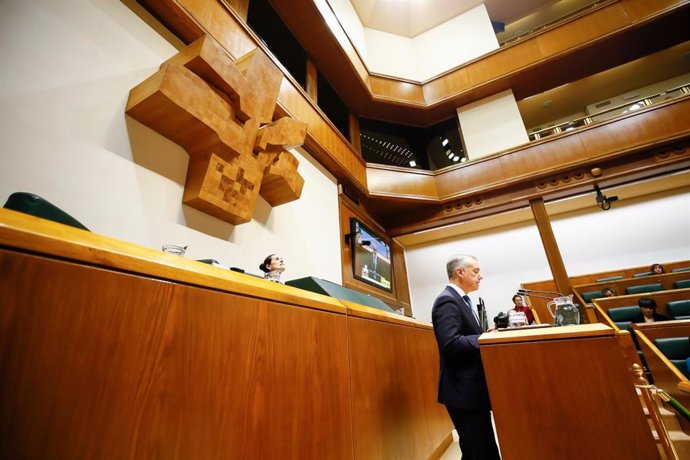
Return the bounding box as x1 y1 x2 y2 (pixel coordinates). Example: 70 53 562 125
517 288 565 297
478 297 489 332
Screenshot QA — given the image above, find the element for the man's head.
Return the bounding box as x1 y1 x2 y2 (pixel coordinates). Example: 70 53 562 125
446 254 482 293
512 294 524 306
639 297 657 319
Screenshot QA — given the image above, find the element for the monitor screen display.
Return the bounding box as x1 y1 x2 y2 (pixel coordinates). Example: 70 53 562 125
350 218 393 292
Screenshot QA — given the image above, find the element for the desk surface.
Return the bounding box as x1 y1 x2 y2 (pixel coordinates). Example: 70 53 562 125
479 323 613 345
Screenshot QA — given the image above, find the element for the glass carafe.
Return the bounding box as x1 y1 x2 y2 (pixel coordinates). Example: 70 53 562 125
547 295 580 326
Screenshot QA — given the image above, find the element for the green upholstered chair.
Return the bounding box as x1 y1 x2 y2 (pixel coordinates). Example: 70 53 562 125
674 279 690 289
3 192 89 231
633 272 652 278
625 283 663 295
607 306 643 324
667 300 690 320
581 290 603 303
596 276 624 283
654 337 690 378
672 267 690 273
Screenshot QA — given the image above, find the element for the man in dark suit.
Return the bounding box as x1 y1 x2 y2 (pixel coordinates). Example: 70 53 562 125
431 254 500 460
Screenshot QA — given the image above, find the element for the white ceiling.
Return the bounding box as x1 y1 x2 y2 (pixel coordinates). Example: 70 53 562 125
349 0 558 38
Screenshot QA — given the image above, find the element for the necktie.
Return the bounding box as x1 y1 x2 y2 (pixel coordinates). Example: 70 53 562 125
463 295 480 326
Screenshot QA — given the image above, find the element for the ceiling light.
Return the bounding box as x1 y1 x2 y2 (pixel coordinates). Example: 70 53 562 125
460 157 467 163
409 160 417 167
452 156 460 162
441 138 449 147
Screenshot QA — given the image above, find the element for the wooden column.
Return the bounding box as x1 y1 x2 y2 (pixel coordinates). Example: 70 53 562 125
349 113 362 155
530 198 570 295
305 58 318 102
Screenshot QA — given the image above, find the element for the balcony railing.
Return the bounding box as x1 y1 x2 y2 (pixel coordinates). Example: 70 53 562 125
528 84 690 142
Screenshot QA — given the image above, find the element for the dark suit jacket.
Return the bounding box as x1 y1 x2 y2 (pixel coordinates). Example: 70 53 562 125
431 286 491 411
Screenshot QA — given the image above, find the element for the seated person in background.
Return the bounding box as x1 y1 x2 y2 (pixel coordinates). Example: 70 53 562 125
508 294 534 325
260 254 285 283
639 297 668 323
602 287 616 297
650 263 665 275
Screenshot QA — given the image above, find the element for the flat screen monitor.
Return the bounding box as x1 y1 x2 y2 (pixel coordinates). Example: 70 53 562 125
350 218 393 292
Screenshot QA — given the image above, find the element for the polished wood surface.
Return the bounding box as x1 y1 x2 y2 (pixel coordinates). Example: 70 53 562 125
529 198 571 297
480 325 660 459
0 209 451 459
0 250 354 459
348 316 432 459
127 35 307 225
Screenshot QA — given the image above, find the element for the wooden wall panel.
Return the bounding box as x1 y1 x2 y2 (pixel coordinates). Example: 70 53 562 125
498 134 587 179
621 0 688 22
579 98 690 159
535 3 630 56
339 195 403 308
434 158 507 199
0 250 354 459
0 252 176 460
366 166 438 200
368 76 426 106
348 317 432 460
392 239 412 314
464 40 543 90
413 328 453 451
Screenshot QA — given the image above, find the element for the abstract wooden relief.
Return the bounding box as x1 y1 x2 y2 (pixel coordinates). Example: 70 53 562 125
126 35 307 225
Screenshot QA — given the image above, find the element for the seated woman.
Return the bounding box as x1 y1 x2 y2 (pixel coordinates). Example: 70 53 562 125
259 254 286 283
508 294 534 326
602 287 616 297
650 263 666 275
639 297 668 323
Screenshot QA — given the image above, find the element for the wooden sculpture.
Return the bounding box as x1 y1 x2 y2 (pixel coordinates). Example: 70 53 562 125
126 35 307 225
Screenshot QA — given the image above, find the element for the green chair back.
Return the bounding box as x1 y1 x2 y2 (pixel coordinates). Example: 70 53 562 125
625 283 663 295
607 306 643 323
597 276 624 283
582 290 603 303
673 280 690 289
667 300 690 320
3 192 89 231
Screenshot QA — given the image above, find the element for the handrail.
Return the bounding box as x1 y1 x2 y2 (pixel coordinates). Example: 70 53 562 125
632 364 680 460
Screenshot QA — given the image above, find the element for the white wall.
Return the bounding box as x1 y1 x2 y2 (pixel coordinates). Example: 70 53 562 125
362 4 498 82
406 188 690 324
328 0 368 60
457 89 530 159
0 0 342 283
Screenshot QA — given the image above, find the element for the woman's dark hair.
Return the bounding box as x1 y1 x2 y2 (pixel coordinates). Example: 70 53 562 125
638 297 657 310
260 254 275 273
650 263 665 274
512 294 523 303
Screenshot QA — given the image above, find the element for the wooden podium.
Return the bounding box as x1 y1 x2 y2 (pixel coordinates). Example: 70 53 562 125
479 324 660 460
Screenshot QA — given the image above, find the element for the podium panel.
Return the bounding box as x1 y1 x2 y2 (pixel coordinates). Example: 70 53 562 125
479 325 659 460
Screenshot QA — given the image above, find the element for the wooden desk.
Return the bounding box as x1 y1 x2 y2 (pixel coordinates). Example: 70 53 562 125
0 209 452 459
479 324 659 460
